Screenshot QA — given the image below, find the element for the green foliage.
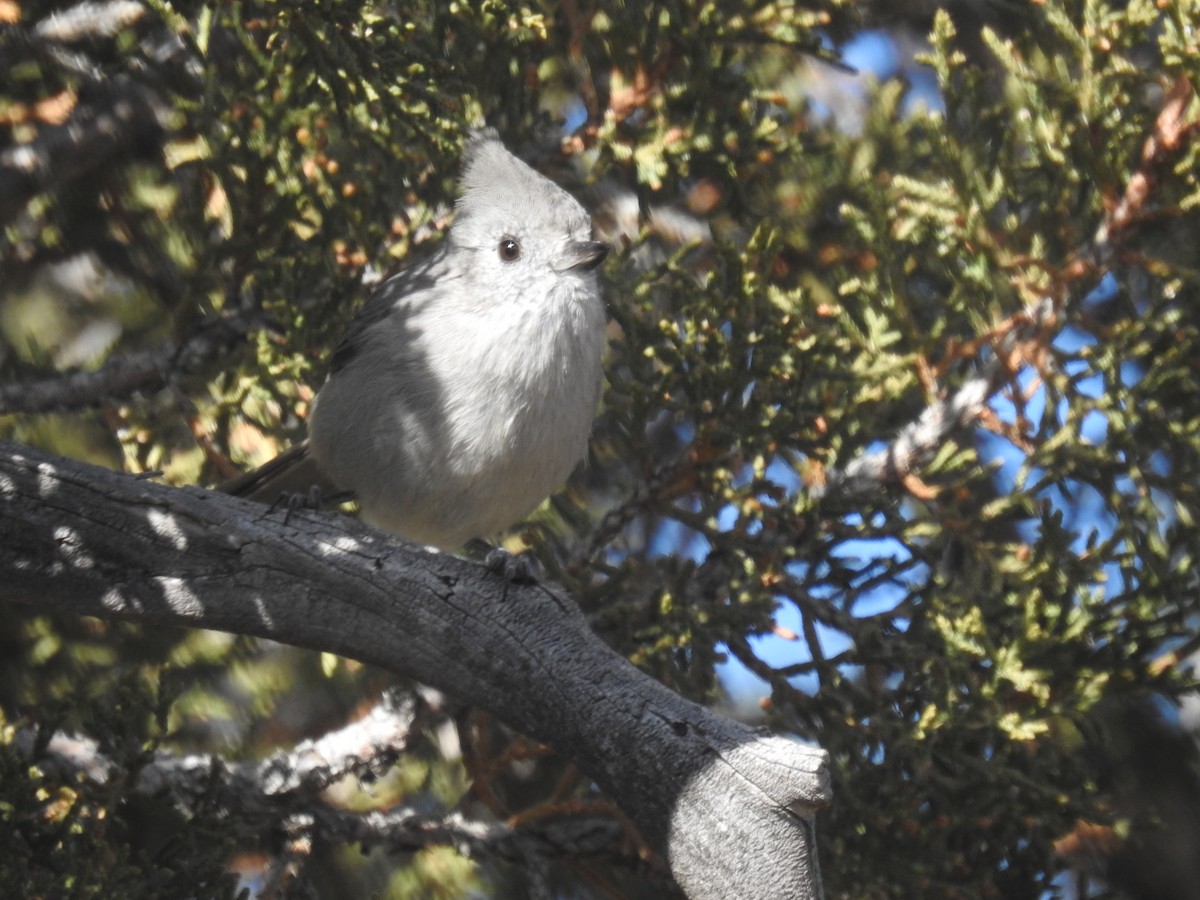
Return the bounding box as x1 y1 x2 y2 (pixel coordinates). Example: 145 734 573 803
3 0 1200 897
0 668 241 899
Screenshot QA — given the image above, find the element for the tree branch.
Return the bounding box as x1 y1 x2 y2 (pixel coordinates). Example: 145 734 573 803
15 693 634 874
817 364 1000 499
0 440 830 900
0 312 252 415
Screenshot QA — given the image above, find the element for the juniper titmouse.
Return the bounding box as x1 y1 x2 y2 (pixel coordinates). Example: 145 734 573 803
225 130 609 550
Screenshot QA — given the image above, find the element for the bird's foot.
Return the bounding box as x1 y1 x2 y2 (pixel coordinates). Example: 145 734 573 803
266 486 355 521
267 485 324 521
466 539 539 584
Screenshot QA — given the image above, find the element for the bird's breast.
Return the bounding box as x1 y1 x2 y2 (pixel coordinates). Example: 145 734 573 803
443 284 605 478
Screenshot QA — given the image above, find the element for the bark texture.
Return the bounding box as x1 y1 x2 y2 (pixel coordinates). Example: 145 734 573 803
0 441 830 899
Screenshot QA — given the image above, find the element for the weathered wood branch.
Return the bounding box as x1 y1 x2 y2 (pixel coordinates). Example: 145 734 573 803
0 441 830 899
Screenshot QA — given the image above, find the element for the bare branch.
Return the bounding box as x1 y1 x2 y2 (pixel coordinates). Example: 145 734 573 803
0 313 251 415
817 365 1000 499
19 690 428 801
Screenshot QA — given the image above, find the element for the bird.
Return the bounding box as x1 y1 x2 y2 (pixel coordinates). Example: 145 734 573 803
222 129 610 562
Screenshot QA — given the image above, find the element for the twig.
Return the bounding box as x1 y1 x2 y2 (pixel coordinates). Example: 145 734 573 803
19 690 432 802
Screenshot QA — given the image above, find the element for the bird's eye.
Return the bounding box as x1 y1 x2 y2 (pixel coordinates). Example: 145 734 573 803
498 237 521 262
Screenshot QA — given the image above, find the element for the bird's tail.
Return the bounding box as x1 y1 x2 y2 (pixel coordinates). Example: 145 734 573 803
219 440 343 505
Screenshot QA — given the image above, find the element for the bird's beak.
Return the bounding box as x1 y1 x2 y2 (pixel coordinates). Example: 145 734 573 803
557 240 610 272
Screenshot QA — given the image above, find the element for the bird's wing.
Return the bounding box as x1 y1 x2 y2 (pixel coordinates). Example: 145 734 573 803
327 249 453 375
223 247 456 507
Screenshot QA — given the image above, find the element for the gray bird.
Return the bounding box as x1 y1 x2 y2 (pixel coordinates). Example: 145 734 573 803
223 130 609 553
